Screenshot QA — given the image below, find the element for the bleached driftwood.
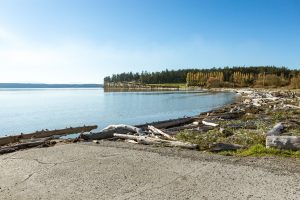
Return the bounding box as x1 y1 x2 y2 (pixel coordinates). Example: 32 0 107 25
202 120 219 127
266 136 300 150
125 139 138 144
148 125 175 140
113 133 198 149
266 123 284 136
81 124 145 140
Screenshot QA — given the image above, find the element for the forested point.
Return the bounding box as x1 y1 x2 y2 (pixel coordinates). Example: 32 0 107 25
104 66 300 88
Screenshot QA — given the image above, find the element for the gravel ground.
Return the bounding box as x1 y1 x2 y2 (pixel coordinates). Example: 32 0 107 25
0 141 300 200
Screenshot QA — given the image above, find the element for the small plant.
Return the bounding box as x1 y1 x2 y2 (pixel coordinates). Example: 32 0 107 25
176 128 265 150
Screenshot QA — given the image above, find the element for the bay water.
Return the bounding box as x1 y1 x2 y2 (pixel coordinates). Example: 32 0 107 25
0 88 235 136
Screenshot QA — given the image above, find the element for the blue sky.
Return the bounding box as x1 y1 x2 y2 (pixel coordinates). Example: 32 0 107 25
0 0 299 83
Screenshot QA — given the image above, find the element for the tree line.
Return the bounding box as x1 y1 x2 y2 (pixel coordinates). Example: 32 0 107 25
104 66 300 88
104 69 195 84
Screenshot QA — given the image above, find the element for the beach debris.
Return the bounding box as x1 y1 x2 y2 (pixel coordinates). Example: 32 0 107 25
125 139 138 144
0 125 98 146
0 137 53 155
83 123 198 149
266 136 300 150
136 117 194 129
81 124 146 140
148 125 175 140
202 120 219 127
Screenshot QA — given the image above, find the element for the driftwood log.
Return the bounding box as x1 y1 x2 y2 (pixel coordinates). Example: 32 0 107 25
202 120 219 127
148 125 175 140
0 125 97 146
113 133 198 149
208 112 245 120
81 124 145 140
136 117 195 129
0 138 52 155
266 136 300 150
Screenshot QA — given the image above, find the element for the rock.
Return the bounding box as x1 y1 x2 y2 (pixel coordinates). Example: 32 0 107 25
266 136 300 150
266 123 284 136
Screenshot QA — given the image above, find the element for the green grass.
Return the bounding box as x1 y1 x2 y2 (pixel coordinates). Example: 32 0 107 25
176 130 300 158
176 129 265 150
289 128 300 136
217 144 300 158
237 144 300 158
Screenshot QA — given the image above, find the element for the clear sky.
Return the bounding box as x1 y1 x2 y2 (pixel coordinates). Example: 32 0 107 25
0 0 299 83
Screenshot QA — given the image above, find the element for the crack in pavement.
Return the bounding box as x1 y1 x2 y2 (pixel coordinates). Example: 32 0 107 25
2 157 85 166
18 173 35 185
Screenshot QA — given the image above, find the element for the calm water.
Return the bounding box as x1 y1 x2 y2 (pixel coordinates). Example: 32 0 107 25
0 88 235 136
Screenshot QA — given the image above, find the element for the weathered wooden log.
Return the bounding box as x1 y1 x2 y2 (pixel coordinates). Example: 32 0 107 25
81 124 145 140
266 136 300 150
202 120 219 127
266 123 284 136
0 147 16 154
113 133 198 149
148 125 174 140
208 112 244 120
0 125 97 146
209 143 242 152
136 117 195 129
0 140 49 155
164 124 199 133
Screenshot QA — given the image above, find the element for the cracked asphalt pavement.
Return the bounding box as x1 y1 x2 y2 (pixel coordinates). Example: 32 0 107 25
0 141 300 200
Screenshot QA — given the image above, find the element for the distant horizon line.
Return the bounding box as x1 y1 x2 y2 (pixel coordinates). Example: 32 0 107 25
0 82 101 85
0 83 103 88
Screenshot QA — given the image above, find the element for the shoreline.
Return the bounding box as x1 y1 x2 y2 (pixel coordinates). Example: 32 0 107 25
82 87 300 156
1 88 300 157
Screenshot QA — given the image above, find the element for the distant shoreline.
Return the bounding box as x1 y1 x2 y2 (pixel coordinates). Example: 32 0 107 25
0 83 103 88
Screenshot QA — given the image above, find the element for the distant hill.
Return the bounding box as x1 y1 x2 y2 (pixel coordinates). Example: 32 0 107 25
0 83 103 88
